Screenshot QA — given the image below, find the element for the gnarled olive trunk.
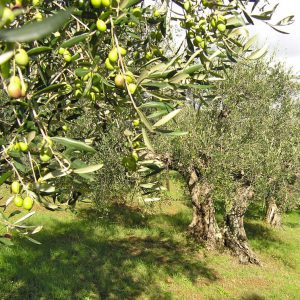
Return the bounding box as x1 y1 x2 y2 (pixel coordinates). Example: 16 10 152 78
187 168 222 249
265 197 282 227
223 186 260 265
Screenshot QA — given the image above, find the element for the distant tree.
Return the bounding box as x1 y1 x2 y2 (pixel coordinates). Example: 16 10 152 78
155 59 300 264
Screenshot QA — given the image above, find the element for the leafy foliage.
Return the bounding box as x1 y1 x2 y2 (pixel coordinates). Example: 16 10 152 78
0 0 294 242
156 59 300 216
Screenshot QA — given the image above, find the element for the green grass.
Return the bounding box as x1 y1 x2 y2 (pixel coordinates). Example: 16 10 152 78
0 179 300 300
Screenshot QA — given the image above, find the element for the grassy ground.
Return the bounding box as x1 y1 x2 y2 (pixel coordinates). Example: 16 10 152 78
0 177 300 300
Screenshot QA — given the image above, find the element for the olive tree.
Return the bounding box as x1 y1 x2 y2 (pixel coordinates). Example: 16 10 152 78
0 0 293 245
218 59 300 228
155 59 300 264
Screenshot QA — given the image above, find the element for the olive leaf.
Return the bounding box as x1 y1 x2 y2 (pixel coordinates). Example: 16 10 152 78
0 10 71 42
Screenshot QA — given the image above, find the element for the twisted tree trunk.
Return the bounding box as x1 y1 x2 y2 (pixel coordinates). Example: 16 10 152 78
265 197 282 227
223 186 260 265
187 168 223 249
152 154 259 263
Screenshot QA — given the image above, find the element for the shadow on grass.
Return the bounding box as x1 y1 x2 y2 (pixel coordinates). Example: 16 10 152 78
154 211 192 232
245 210 300 248
245 220 299 269
240 294 266 300
0 205 218 300
284 222 300 228
80 203 149 228
245 221 279 248
80 202 192 235
284 210 300 228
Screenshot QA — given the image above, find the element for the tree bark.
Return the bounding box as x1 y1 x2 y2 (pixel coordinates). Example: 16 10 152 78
187 168 222 249
149 153 259 263
223 186 260 265
265 197 282 227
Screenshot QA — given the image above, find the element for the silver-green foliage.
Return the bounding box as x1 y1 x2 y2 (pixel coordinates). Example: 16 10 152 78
156 58 300 213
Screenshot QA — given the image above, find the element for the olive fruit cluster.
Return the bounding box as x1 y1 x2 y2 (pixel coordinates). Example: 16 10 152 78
122 151 139 171
183 8 227 52
9 136 53 161
90 0 112 32
11 181 34 210
201 0 223 9
128 6 143 27
105 46 127 71
122 122 144 170
2 16 30 100
126 73 137 93
91 0 112 9
183 16 210 50
210 14 227 33
58 48 73 62
144 46 164 61
115 71 137 94
9 141 29 152
104 46 138 94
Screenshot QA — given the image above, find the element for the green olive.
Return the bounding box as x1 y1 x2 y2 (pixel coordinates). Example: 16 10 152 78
132 119 140 126
35 12 43 21
58 47 66 55
125 71 134 83
217 23 226 33
153 9 160 18
40 147 52 162
15 49 29 66
105 58 115 70
128 21 137 27
13 143 21 151
62 125 69 131
19 142 28 152
14 195 23 207
128 83 137 94
108 48 118 63
96 19 107 31
23 196 34 210
118 46 127 56
132 151 139 161
32 0 43 6
145 51 153 60
2 8 15 24
64 53 72 62
184 1 191 12
132 7 142 17
11 181 21 194
200 40 206 49
101 0 111 8
91 0 101 8
211 17 217 28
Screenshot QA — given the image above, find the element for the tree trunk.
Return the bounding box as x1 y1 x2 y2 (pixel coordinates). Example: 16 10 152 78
265 197 282 227
223 186 260 265
187 168 222 249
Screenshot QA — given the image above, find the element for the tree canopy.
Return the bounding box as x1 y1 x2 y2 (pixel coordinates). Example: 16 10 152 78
0 0 295 246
